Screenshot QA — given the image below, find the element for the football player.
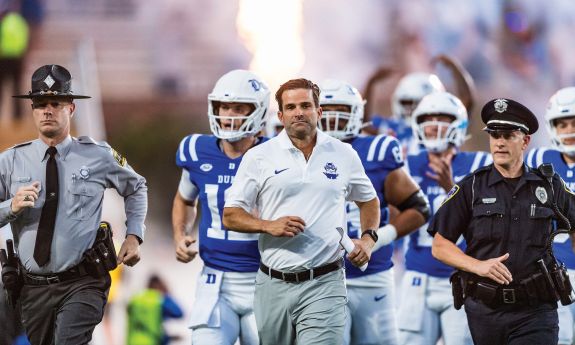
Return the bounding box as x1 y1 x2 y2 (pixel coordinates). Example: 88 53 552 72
172 70 269 345
319 79 429 345
372 73 445 155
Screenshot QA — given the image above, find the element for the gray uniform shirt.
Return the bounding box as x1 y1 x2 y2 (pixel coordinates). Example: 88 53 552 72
0 136 148 274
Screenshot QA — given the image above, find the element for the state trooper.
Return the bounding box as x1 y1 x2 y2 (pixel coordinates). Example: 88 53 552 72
0 64 148 345
429 98 575 345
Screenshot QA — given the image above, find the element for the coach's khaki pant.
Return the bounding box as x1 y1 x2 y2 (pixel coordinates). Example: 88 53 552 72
254 268 347 345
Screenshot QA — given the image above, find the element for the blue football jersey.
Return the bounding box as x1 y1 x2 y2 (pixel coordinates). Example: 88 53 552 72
526 147 575 269
345 134 404 279
371 115 420 155
176 134 266 272
405 150 492 277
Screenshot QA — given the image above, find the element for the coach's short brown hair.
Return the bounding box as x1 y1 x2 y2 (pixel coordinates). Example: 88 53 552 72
275 78 320 111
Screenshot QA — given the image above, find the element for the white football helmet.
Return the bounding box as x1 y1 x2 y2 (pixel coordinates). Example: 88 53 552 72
265 113 284 137
411 91 468 153
318 79 365 140
545 87 575 155
392 73 445 121
208 70 270 141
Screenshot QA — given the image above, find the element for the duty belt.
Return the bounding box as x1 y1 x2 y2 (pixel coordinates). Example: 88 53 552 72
259 259 343 283
466 272 556 308
22 262 90 286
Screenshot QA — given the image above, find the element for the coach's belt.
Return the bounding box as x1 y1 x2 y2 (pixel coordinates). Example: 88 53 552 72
259 259 343 283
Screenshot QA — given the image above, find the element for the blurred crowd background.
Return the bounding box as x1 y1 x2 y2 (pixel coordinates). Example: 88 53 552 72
2 0 575 344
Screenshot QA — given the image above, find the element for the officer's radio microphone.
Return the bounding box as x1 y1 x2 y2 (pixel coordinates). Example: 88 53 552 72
538 163 555 181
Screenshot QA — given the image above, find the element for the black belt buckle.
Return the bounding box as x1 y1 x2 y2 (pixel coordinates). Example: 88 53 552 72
502 288 516 304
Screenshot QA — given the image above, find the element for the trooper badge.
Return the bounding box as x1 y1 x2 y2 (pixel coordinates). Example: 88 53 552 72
535 186 548 204
79 166 90 179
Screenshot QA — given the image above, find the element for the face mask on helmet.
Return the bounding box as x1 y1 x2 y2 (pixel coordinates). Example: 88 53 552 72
265 113 284 137
411 91 468 153
545 87 575 156
392 73 445 121
318 79 365 140
208 70 270 142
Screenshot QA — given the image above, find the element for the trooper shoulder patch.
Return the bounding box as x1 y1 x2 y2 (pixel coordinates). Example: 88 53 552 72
111 148 127 167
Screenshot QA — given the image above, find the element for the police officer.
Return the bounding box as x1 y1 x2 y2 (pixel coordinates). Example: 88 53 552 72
429 98 575 345
0 64 148 345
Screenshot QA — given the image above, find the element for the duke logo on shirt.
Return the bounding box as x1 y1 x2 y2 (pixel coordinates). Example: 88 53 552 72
323 162 339 180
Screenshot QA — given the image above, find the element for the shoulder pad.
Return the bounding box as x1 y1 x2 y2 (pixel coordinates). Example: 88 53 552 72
8 140 33 150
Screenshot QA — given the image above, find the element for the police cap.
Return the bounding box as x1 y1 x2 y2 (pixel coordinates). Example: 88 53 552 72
13 64 90 99
481 98 538 134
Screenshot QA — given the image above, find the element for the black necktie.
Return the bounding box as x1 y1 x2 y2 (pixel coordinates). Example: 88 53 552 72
34 146 59 266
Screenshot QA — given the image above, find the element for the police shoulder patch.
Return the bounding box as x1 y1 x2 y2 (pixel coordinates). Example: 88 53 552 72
562 179 575 196
111 148 127 167
441 184 460 206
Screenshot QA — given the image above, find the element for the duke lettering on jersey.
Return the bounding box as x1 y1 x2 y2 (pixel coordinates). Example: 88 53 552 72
345 134 403 278
176 134 266 272
218 175 235 184
405 151 492 278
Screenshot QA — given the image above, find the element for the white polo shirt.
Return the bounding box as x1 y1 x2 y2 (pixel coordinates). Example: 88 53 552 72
225 129 377 272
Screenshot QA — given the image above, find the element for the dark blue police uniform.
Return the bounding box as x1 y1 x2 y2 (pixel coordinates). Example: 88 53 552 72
428 98 575 345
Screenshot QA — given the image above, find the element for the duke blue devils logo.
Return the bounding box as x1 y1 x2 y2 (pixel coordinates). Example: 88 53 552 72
249 79 266 92
323 162 339 180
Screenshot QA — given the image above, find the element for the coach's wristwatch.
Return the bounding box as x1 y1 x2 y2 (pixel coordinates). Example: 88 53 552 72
361 229 379 243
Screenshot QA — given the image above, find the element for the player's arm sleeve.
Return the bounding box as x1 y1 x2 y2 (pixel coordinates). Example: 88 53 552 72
224 150 261 212
346 146 377 202
104 148 148 242
178 170 199 202
427 178 472 243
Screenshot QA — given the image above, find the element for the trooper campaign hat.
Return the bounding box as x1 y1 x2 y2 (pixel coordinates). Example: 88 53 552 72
13 64 91 99
481 98 538 135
